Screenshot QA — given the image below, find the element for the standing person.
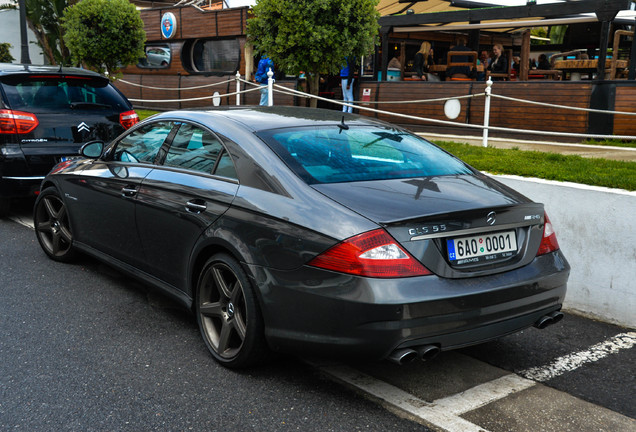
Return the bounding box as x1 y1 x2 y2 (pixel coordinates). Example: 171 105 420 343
413 41 433 80
487 44 508 80
340 57 355 113
255 55 274 106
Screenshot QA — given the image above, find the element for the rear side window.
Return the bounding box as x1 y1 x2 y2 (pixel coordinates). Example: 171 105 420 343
0 75 130 112
258 125 473 184
113 121 174 164
164 123 223 174
163 123 238 179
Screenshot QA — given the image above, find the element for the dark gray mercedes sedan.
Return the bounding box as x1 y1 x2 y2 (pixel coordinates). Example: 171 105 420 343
34 107 569 368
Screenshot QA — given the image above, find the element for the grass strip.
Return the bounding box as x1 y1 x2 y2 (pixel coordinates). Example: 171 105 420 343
434 141 636 191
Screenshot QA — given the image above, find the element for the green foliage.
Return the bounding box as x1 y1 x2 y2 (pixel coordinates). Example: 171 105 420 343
434 141 636 191
530 27 548 45
136 109 159 121
247 0 379 79
62 0 145 77
583 138 636 148
0 42 14 63
550 25 567 45
25 0 74 65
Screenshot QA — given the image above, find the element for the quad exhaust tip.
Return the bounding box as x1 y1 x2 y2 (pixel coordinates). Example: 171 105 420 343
388 344 441 365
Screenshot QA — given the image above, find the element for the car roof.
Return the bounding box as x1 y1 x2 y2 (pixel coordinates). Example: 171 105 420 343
152 106 388 133
0 63 106 79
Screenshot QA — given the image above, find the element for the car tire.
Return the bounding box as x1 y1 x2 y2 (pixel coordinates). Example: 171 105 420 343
196 253 269 368
33 187 77 262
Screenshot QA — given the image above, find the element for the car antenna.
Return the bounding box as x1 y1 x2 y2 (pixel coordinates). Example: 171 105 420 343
338 116 349 133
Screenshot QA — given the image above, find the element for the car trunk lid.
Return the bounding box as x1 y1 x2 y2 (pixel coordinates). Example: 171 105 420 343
311 174 546 277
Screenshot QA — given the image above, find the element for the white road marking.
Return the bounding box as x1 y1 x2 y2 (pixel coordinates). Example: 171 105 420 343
10 215 34 230
519 332 636 382
433 373 535 415
319 364 492 432
314 332 635 431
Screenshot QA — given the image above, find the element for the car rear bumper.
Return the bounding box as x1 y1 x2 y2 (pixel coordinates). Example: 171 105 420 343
0 175 44 198
249 250 570 361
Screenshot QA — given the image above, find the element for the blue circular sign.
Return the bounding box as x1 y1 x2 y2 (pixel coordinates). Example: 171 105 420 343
160 12 177 39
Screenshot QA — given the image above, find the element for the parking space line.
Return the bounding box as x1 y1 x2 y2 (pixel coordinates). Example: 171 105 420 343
433 373 535 415
520 332 636 382
315 333 635 431
319 364 497 432
10 215 34 230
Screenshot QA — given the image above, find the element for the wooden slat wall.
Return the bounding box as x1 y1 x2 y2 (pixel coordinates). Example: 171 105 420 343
358 81 476 130
479 82 591 134
613 86 636 136
120 7 249 76
142 10 162 40
358 81 592 136
139 7 247 41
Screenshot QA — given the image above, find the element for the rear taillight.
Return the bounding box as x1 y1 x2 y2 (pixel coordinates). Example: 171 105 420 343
308 229 432 278
0 109 39 134
537 212 560 256
119 110 139 129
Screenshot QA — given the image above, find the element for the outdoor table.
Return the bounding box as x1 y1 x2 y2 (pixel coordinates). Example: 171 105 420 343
554 59 628 80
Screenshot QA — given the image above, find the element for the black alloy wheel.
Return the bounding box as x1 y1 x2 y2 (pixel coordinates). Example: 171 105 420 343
34 187 76 262
196 253 268 368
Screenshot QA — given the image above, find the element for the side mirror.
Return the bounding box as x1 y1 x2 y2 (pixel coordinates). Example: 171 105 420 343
81 141 105 159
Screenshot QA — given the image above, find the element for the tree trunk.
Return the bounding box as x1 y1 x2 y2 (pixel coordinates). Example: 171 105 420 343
27 20 56 65
307 72 320 108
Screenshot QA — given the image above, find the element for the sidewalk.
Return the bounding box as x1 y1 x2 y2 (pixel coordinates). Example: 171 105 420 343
419 133 636 162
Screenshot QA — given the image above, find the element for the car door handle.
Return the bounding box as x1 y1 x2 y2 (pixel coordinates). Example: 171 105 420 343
121 186 138 197
186 200 207 213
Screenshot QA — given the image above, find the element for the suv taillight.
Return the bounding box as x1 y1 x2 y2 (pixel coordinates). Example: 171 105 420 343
0 109 39 134
119 110 139 129
308 229 432 278
537 212 560 256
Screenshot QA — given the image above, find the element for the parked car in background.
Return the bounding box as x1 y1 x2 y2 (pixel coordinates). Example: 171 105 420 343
34 107 569 368
0 63 138 216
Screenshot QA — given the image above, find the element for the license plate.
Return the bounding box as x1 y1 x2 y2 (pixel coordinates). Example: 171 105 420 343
59 155 81 162
447 230 517 265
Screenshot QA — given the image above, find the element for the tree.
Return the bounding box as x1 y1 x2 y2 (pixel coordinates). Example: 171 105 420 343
25 0 75 65
0 42 15 63
62 0 145 78
247 0 379 107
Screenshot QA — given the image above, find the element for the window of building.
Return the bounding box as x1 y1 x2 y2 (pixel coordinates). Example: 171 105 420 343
183 38 240 75
138 45 171 69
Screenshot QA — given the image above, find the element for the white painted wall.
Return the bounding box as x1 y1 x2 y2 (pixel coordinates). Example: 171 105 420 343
0 9 45 64
493 175 636 329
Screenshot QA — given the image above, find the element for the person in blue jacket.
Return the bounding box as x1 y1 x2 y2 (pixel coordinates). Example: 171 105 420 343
340 57 355 113
255 56 274 106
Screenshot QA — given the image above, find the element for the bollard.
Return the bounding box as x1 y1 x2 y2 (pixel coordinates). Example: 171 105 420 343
482 77 492 148
235 71 241 106
267 68 274 106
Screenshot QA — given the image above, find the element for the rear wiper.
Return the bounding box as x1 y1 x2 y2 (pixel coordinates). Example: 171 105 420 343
70 102 111 110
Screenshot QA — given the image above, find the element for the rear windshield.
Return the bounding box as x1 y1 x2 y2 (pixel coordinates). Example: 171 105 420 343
258 125 473 184
0 75 130 112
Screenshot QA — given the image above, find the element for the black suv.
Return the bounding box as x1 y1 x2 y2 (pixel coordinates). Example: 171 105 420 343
0 63 138 216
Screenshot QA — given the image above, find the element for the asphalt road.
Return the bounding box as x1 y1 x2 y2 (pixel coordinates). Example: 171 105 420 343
1 198 634 431
0 213 431 432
